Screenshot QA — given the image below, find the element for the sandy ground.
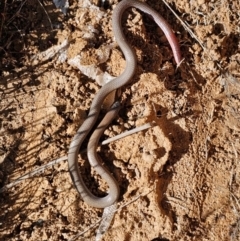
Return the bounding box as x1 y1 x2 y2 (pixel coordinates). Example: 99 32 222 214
0 0 240 240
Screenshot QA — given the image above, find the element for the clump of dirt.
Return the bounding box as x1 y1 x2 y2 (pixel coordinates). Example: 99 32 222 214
0 0 240 240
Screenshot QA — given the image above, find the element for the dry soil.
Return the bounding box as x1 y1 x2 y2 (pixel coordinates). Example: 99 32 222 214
0 0 240 240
